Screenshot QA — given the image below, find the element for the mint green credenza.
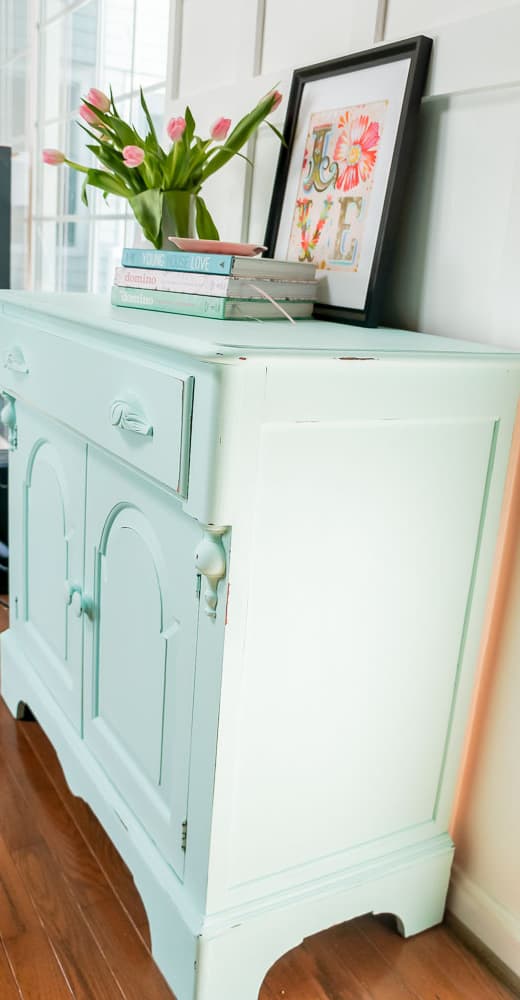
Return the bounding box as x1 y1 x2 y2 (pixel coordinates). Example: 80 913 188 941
0 291 519 1000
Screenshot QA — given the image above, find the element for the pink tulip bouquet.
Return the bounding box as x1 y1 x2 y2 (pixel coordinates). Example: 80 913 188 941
42 87 283 249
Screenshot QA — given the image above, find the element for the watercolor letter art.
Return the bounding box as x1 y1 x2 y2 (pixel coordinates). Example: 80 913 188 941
287 100 387 271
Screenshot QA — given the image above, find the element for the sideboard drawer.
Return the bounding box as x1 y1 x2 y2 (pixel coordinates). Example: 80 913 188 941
0 316 193 496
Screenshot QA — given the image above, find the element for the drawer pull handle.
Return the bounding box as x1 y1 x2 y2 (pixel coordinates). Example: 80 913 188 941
110 399 153 437
4 347 29 374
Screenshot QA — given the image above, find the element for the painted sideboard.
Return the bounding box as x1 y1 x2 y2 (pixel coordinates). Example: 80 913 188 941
0 291 519 1000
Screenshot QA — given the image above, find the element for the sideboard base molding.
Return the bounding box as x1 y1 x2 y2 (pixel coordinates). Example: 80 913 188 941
195 845 454 1000
1 629 454 1000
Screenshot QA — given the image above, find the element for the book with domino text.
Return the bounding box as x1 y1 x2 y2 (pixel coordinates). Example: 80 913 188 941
114 266 317 301
111 284 314 320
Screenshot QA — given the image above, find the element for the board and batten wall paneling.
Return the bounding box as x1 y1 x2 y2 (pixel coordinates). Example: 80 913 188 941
380 3 520 349
177 0 249 94
381 84 520 347
260 0 355 75
164 0 379 243
384 0 520 44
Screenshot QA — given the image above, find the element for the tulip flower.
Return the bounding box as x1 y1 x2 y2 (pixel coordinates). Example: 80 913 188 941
122 145 145 168
85 88 110 112
79 103 102 126
42 83 284 248
42 148 65 165
210 117 231 141
167 116 186 142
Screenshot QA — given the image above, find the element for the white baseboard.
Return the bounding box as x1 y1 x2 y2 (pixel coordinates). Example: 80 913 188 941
447 865 520 982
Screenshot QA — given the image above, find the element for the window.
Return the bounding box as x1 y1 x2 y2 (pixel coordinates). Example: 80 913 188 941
2 0 170 292
0 0 31 288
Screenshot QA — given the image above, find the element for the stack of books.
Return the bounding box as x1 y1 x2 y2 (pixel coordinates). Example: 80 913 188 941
110 247 318 321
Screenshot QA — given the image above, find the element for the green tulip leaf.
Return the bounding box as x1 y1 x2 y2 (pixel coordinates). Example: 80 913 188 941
77 120 106 145
84 168 131 198
130 189 163 248
184 106 196 146
81 176 89 207
109 85 119 116
195 196 219 240
106 115 140 149
140 87 159 147
266 120 286 144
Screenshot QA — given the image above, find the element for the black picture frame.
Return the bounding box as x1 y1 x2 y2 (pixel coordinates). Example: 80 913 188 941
264 36 432 327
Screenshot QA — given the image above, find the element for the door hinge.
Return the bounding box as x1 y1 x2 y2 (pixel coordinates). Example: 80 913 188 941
195 572 201 600
181 819 188 851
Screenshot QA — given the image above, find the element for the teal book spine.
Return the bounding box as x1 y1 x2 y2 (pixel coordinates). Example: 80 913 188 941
121 247 234 275
111 284 226 318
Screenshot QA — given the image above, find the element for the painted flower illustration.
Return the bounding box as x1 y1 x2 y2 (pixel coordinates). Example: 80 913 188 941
333 114 380 191
295 195 333 261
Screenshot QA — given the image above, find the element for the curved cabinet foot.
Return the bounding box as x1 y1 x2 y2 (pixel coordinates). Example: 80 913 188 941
389 882 452 938
193 843 455 1000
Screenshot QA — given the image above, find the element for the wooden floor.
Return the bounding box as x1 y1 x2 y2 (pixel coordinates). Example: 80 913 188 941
0 600 516 1000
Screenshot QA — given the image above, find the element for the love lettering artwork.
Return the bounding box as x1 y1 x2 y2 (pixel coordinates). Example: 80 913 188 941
287 101 388 271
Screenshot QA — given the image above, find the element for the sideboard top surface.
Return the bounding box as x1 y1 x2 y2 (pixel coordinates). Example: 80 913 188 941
1 291 519 365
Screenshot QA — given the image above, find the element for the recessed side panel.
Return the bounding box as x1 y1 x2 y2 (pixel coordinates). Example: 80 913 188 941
226 416 496 886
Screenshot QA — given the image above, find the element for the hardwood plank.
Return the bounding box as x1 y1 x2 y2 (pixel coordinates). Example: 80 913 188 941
80 895 175 1000
0 834 73 998
0 940 22 1000
0 711 110 909
307 920 420 1000
418 924 518 1000
358 915 516 1000
265 936 372 1000
446 914 520 999
5 929 74 1000
0 711 146 998
0 598 9 633
13 841 126 1000
262 947 332 1000
258 985 278 1000
0 760 41 853
301 920 419 1000
19 715 151 943
0 833 39 940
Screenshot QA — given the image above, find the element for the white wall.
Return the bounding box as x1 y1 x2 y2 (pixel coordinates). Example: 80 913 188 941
165 0 520 977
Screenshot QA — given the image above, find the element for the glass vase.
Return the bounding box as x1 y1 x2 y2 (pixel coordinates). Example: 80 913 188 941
160 190 196 248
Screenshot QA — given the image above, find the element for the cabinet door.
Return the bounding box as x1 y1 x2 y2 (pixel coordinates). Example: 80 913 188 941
83 447 202 877
9 404 86 729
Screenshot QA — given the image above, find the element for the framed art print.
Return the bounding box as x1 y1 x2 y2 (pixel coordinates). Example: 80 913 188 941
264 36 432 326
